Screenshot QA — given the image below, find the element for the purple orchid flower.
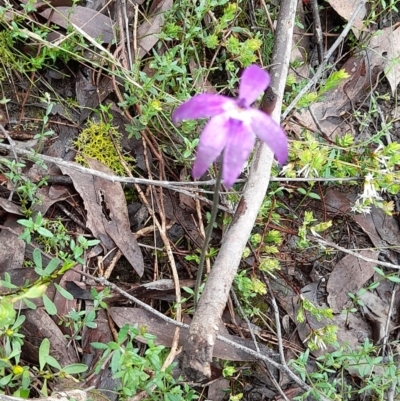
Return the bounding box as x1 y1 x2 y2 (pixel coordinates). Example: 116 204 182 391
172 65 288 188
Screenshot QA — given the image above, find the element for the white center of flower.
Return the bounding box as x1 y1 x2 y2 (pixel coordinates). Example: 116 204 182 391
222 103 252 125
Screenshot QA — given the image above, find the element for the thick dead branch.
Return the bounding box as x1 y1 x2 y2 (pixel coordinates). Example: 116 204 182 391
180 0 297 382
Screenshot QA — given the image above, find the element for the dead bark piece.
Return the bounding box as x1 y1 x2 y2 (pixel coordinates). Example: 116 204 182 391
368 26 400 94
181 0 296 381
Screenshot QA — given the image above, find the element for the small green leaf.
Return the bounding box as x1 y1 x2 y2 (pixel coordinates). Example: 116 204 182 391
358 288 367 296
182 286 194 295
368 281 380 290
54 283 74 300
13 388 30 398
374 266 385 276
91 342 109 350
22 298 37 309
13 314 26 328
42 294 57 315
387 276 400 283
43 258 60 276
37 227 54 238
45 355 61 370
0 299 16 327
0 373 12 386
62 363 88 374
308 192 321 200
33 248 42 270
297 188 307 195
39 338 50 370
17 219 33 228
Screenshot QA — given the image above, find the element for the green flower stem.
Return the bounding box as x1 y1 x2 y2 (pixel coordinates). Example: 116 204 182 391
194 166 222 308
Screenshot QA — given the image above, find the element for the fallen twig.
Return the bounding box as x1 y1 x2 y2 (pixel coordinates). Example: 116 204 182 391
0 142 362 186
312 236 400 270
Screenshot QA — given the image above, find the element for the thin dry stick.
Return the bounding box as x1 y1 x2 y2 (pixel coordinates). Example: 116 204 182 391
310 0 323 64
195 198 210 273
181 0 297 382
265 275 287 367
382 280 397 353
132 2 139 60
121 0 132 67
146 144 183 366
312 237 400 270
230 289 260 352
265 365 291 401
230 289 293 401
103 249 123 279
282 0 368 119
259 0 274 33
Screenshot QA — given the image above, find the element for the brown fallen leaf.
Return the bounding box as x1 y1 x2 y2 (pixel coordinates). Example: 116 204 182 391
325 188 355 214
87 158 144 276
353 206 400 263
40 6 114 43
52 268 81 335
290 282 372 357
19 0 73 11
58 159 144 276
327 249 378 313
359 291 393 343
0 197 23 215
32 185 70 216
292 22 400 138
368 26 400 94
293 54 374 139
325 0 367 37
136 0 173 59
76 72 113 124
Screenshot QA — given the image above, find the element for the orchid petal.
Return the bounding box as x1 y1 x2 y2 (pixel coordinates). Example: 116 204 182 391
248 109 288 164
238 65 270 107
192 114 230 179
172 94 235 123
222 120 255 188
